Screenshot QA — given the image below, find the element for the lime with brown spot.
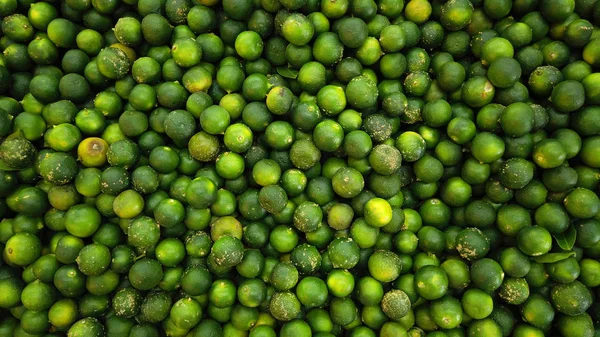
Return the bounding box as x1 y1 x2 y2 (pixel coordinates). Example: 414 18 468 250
77 137 109 168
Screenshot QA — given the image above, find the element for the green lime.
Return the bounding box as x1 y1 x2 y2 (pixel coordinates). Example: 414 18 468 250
235 31 264 61
481 37 514 65
381 289 411 321
282 13 314 46
346 75 379 110
532 138 567 169
368 250 402 283
550 280 592 316
68 318 105 337
269 291 301 322
266 86 294 115
516 226 552 257
298 61 327 94
47 18 78 48
564 187 600 219
4 232 41 266
96 47 131 79
471 258 505 292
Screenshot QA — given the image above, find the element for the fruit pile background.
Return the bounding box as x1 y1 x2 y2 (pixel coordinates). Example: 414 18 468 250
1 0 600 336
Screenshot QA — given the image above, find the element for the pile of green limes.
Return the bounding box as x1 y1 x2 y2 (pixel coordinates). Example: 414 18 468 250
1 0 600 336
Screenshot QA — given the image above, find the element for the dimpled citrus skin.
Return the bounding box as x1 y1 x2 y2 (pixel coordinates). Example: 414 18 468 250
1 0 600 336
